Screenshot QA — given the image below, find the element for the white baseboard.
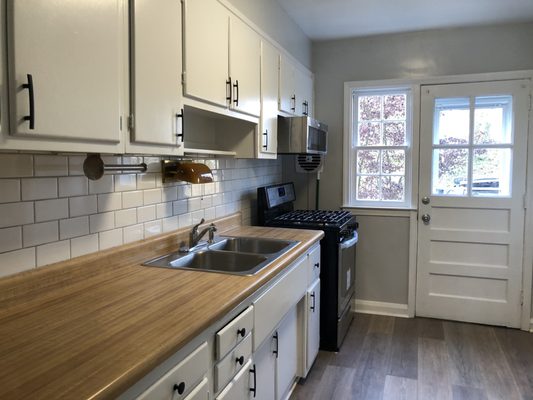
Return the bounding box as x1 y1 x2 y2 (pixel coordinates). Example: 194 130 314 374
530 318 533 333
354 299 409 318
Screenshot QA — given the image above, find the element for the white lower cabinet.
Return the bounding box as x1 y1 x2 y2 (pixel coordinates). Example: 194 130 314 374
305 279 320 375
254 335 276 400
276 307 299 399
216 359 254 400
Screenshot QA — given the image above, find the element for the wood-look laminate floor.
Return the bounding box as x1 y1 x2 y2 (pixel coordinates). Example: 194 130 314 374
291 313 533 400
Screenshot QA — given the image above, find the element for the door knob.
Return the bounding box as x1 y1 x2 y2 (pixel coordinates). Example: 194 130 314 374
421 214 431 224
421 196 430 205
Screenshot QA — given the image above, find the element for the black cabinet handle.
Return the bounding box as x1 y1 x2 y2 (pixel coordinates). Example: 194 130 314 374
173 382 185 395
310 292 316 312
175 108 184 142
303 100 309 116
226 77 232 104
236 355 244 365
237 328 246 337
233 80 239 106
262 129 268 150
22 74 35 129
290 95 296 112
272 332 279 358
249 364 257 398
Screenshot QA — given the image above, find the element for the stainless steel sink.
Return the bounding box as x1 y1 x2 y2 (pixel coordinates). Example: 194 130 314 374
143 236 299 275
209 237 298 255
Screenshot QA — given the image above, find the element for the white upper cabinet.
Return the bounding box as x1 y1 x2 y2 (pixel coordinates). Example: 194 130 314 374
183 0 229 108
258 40 279 158
7 0 125 144
182 0 260 118
229 16 261 117
279 54 313 117
129 0 184 154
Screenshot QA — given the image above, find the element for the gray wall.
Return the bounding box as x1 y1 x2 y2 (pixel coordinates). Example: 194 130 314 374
311 22 533 308
226 0 312 68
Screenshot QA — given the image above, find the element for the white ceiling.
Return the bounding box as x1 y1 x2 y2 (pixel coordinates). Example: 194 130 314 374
276 0 533 40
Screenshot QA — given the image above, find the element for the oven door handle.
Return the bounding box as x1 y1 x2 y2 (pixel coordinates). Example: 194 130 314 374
339 232 358 249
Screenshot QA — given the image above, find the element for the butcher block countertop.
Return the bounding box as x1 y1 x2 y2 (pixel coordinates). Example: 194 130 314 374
0 214 324 400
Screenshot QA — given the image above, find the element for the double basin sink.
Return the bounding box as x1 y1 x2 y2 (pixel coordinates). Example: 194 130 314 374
143 236 299 276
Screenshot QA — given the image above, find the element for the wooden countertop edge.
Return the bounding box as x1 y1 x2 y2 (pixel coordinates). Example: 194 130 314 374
0 213 325 399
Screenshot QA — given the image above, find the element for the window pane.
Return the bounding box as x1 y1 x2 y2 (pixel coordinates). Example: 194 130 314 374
434 98 470 145
472 148 511 197
382 176 404 201
384 122 406 145
382 149 405 174
357 176 380 200
383 94 406 120
432 148 469 196
358 95 381 121
357 150 380 174
358 122 381 146
474 96 512 145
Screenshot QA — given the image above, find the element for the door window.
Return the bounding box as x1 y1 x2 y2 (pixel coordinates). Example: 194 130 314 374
431 95 513 197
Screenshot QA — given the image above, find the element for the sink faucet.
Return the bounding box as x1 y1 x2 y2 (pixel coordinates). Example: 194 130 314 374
189 218 217 249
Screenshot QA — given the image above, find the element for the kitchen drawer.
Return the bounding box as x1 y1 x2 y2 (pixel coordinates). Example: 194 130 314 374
253 254 307 351
307 244 321 285
184 377 209 400
216 305 253 360
216 359 253 400
215 333 252 392
137 342 208 400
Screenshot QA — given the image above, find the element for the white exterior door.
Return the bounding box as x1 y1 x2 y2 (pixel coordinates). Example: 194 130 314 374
416 79 530 328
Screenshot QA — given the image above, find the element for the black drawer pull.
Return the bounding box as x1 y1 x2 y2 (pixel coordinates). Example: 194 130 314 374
249 365 257 397
237 328 246 337
314 262 319 268
236 355 244 365
22 74 35 129
173 381 185 395
273 332 279 358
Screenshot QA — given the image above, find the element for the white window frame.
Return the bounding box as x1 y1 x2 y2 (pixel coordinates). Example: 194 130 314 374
343 80 420 209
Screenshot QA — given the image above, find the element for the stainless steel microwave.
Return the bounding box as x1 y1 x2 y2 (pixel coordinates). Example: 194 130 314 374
277 116 328 154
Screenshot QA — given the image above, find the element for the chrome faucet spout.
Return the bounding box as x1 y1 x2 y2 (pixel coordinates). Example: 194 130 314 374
188 219 217 249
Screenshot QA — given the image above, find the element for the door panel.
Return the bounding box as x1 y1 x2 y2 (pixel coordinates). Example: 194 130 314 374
416 79 530 328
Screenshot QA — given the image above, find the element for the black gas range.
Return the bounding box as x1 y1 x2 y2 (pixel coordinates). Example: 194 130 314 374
257 182 358 351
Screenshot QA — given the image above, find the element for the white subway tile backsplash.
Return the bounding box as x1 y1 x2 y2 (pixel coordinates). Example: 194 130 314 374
0 153 282 278
60 216 90 240
0 179 21 203
0 226 22 253
0 154 33 178
115 208 137 228
35 199 69 223
98 193 122 212
144 220 162 238
137 205 156 223
143 188 162 205
21 178 57 201
115 174 137 192
89 175 114 194
0 248 35 277
143 157 161 173
34 155 68 177
71 234 98 258
0 202 34 228
90 212 115 233
59 176 88 197
123 223 144 243
37 240 70 267
122 190 143 209
99 228 123 250
23 221 59 247
69 195 97 217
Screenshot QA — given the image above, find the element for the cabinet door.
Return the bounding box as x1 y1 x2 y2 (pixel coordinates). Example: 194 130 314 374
279 55 296 114
229 16 260 117
306 279 320 373
8 0 124 142
297 70 313 117
183 0 229 107
131 0 183 149
216 359 253 400
254 335 276 400
276 307 298 400
258 40 278 158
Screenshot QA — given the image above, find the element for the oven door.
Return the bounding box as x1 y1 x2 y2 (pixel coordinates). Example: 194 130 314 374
338 232 358 315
